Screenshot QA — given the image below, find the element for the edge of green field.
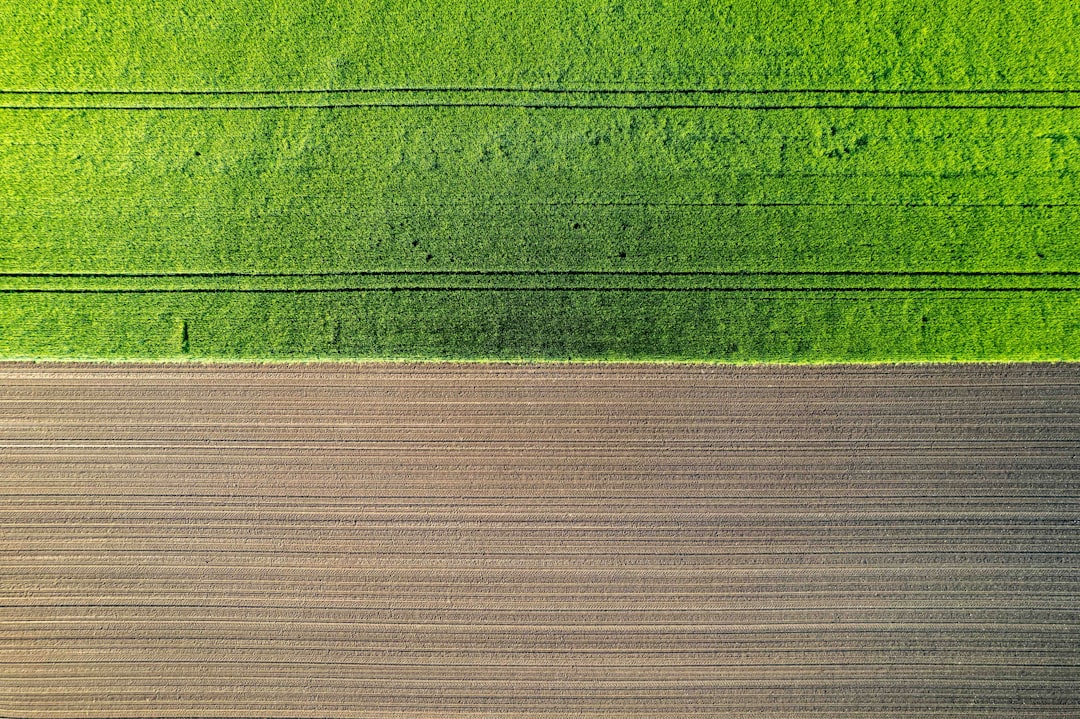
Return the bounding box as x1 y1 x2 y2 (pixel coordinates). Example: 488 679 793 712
1 357 1074 366
4 1 1079 362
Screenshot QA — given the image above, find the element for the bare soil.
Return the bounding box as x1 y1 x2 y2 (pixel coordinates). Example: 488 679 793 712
1 362 1078 717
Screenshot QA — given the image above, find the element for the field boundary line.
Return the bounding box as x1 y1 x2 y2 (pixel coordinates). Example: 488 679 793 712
5 102 1080 111
3 270 1080 279
12 201 1080 210
2 87 1080 95
3 287 1078 294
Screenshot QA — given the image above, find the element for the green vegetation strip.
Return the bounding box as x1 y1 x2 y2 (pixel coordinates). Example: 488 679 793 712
2 0 1079 360
3 271 1080 293
5 88 1080 111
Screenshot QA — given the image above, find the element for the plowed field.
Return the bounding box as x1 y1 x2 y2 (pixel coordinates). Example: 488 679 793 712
1 362 1077 716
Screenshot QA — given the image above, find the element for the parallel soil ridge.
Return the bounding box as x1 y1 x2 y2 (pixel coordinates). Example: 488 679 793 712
1 362 1078 717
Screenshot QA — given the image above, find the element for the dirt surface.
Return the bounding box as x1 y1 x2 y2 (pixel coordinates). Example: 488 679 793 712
1 362 1078 717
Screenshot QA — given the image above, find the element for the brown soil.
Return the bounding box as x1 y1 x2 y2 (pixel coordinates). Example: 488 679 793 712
1 362 1078 717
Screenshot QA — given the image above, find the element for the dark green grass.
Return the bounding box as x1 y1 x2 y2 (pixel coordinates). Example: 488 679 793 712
1 1 1078 360
3 291 1077 361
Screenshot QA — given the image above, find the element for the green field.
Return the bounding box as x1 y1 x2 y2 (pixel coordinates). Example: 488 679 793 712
2 0 1079 360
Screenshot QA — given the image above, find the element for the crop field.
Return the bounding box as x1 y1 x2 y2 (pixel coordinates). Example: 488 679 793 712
3 3 1080 717
1 362 1078 717
2 0 1079 359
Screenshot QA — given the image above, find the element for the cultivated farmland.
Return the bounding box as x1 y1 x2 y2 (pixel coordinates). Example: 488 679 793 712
1 1 1079 359
1 362 1078 716
3 2 1080 717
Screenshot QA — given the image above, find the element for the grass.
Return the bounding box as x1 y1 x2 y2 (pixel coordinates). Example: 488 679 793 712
1 0 1079 360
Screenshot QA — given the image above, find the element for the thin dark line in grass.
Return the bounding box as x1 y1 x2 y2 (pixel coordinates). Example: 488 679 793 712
424 201 1080 207
414 201 1080 209
1 87 1078 96
3 103 1080 111
2 271 1077 279
3 287 1078 294
15 201 1079 210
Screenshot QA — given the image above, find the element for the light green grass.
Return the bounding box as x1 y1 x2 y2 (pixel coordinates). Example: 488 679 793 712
1 1 1078 360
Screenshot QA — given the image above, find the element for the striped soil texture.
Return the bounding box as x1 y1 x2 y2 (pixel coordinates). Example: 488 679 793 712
1 362 1078 717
